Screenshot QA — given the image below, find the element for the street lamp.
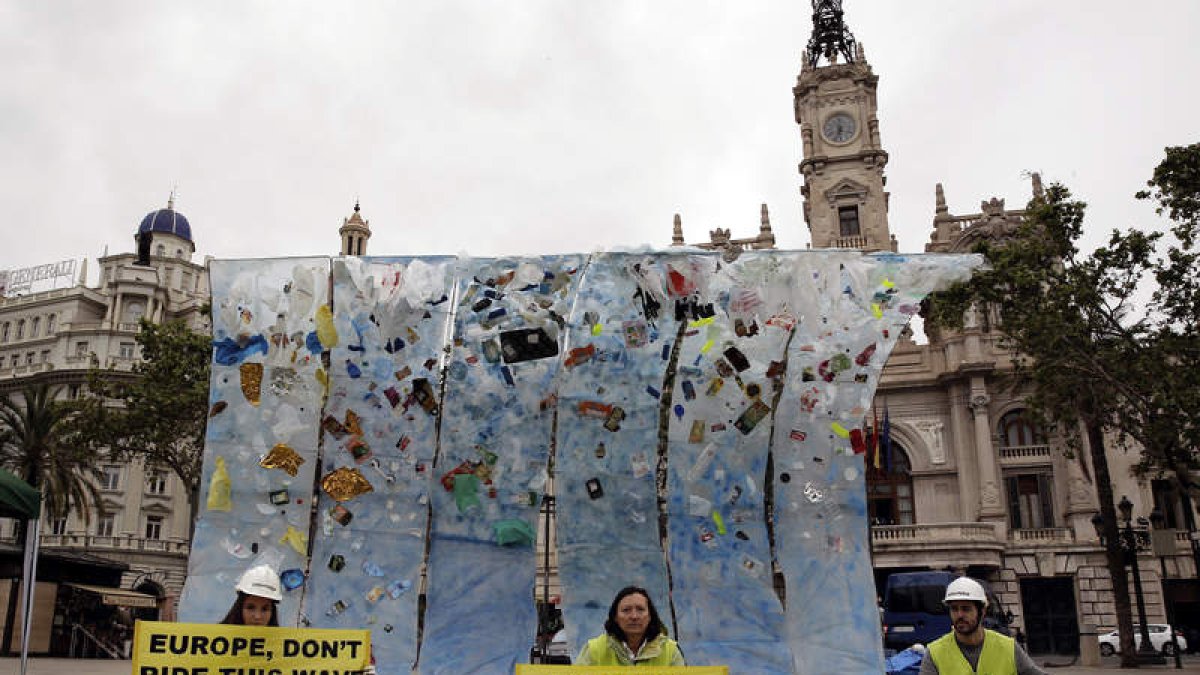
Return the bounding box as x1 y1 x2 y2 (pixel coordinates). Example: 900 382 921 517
1118 496 1166 664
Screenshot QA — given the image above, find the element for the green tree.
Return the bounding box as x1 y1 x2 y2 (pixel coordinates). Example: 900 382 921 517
76 318 211 533
0 383 102 520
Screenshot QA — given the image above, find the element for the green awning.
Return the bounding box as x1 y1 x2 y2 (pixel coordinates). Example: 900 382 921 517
0 468 41 520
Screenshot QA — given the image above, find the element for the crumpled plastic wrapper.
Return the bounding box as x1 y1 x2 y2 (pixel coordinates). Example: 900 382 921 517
321 467 374 501
240 362 263 405
206 456 232 511
260 443 305 476
279 525 308 555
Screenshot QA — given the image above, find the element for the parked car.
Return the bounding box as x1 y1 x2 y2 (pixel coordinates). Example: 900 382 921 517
1098 624 1187 656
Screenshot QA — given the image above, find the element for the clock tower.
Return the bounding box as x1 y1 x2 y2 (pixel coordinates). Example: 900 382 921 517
794 0 895 251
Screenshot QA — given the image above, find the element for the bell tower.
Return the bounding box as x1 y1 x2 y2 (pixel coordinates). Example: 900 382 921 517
339 201 372 256
794 0 895 251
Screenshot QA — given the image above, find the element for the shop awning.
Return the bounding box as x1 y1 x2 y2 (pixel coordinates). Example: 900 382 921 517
64 582 158 608
0 468 40 520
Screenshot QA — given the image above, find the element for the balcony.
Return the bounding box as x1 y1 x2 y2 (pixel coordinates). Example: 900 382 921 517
32 533 190 556
831 234 868 249
998 444 1052 466
872 522 1004 569
1010 527 1075 544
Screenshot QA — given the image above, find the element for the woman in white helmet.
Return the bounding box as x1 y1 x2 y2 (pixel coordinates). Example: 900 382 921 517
220 564 282 627
919 577 1045 675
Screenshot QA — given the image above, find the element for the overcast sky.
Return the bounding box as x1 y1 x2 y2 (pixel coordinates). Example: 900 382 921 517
2 0 1197 282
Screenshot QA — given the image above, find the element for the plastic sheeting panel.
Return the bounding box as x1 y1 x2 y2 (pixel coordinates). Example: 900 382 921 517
303 257 455 673
554 254 674 652
421 256 585 675
180 258 331 625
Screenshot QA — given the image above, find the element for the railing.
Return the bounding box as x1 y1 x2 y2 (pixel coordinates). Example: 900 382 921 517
37 532 191 555
1010 527 1075 543
68 623 124 659
0 362 54 378
998 444 1052 461
872 522 999 543
830 235 868 249
116 322 142 332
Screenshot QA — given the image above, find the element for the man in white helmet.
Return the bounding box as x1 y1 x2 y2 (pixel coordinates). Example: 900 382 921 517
919 577 1045 675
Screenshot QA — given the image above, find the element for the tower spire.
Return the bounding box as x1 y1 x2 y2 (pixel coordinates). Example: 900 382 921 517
671 214 685 246
806 0 857 68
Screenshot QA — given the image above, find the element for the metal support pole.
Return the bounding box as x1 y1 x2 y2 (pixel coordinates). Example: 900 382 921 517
1126 522 1165 663
1160 556 1183 669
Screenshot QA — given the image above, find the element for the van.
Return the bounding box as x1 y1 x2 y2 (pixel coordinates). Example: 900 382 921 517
882 571 1011 650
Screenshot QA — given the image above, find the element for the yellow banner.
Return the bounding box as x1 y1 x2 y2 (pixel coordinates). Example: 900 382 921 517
133 620 371 675
513 662 724 667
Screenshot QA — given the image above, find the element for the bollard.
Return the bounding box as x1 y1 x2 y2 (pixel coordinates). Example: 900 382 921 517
1079 623 1100 667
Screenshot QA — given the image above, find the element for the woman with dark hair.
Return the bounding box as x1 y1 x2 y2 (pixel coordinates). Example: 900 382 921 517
575 586 685 666
219 565 281 626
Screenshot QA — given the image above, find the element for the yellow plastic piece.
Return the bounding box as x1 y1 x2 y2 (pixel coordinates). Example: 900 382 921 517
315 305 338 348
831 422 850 438
206 456 232 512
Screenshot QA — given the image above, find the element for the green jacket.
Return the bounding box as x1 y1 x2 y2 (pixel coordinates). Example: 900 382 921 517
928 629 1017 675
577 632 685 666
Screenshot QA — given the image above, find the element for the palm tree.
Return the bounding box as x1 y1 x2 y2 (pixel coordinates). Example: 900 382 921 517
0 383 102 522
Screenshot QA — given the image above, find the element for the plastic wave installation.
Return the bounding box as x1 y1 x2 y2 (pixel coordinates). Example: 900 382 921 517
179 249 981 675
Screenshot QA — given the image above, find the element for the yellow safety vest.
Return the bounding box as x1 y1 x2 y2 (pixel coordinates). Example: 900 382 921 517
927 629 1016 675
584 633 679 666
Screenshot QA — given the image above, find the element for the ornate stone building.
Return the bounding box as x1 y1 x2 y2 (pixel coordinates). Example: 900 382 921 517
672 1 1198 655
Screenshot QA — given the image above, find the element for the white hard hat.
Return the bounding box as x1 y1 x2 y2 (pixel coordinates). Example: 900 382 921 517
236 565 283 601
944 577 988 607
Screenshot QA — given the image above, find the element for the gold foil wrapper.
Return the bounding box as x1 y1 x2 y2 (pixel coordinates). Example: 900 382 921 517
260 443 305 476
344 410 364 437
240 362 263 406
321 467 374 501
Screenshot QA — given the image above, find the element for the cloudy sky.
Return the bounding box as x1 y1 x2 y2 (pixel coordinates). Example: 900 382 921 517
2 0 1197 282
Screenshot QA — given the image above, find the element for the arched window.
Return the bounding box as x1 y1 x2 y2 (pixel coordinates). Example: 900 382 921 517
156 244 166 257
1 322 8 342
997 409 1045 448
46 314 56 334
867 444 913 525
30 317 40 337
15 319 24 340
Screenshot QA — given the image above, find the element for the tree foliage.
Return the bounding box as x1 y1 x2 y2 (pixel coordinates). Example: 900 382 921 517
927 145 1200 664
0 383 102 520
76 318 211 531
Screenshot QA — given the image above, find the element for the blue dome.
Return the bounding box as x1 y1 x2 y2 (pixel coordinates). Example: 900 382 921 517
138 207 192 242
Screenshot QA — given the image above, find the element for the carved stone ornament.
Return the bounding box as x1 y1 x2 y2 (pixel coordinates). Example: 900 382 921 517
980 479 1000 507
969 393 991 413
1069 476 1093 507
911 419 946 465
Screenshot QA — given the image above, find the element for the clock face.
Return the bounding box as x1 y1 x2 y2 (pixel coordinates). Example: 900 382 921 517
822 113 857 143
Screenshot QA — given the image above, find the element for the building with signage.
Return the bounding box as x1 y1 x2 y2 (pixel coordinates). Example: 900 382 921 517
669 0 1199 656
0 196 210 654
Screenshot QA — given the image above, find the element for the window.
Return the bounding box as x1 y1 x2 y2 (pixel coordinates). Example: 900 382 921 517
998 410 1046 448
46 314 56 334
1 322 8 342
123 300 145 324
30 317 40 337
10 355 17 368
867 445 914 525
175 249 183 259
1006 473 1055 529
51 518 68 536
68 384 80 399
25 352 34 365
96 514 115 537
156 244 166 257
75 341 88 357
838 205 861 237
147 472 167 495
119 342 136 359
145 515 164 540
100 465 121 491
16 319 24 340
1152 479 1187 530
40 350 50 363
181 271 193 292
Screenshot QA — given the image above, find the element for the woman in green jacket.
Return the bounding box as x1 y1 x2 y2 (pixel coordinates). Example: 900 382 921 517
575 586 685 666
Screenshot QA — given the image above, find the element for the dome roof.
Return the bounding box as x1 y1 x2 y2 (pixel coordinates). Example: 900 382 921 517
138 202 192 242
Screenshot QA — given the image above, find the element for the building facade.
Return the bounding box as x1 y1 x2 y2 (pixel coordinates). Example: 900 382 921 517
672 2 1198 656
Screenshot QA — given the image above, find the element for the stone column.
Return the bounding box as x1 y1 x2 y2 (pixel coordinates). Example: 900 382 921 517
949 386 978 522
970 382 1006 536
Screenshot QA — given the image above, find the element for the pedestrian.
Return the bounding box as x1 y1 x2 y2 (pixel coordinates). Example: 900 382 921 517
219 565 281 626
574 586 685 666
919 577 1045 675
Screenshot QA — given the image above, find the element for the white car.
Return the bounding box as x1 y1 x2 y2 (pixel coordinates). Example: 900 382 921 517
1098 624 1187 656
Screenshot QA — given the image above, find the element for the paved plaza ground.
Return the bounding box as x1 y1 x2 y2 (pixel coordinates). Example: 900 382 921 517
8 656 1200 674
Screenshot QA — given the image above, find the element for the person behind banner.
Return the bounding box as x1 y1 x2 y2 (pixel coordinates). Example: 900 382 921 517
219 565 281 626
919 577 1044 675
575 586 685 666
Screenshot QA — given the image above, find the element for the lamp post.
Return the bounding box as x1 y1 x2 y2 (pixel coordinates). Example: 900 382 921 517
1119 496 1166 664
1149 507 1184 669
